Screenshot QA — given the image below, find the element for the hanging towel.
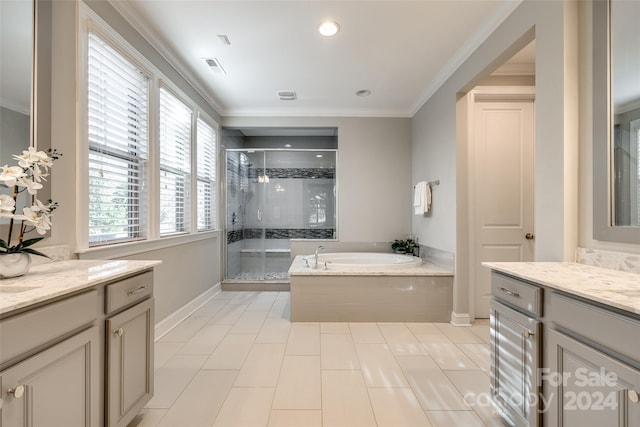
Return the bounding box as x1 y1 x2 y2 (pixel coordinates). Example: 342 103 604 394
413 181 432 215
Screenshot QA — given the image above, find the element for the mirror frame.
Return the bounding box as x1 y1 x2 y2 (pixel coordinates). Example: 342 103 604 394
593 0 640 243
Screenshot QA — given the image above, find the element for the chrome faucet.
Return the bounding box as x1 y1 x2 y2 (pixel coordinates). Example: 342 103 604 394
314 246 325 269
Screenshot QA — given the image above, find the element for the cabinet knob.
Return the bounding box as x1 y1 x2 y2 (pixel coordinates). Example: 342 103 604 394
523 330 535 338
630 390 640 403
113 328 124 337
7 385 25 399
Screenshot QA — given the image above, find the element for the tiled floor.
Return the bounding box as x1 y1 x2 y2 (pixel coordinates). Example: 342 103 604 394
128 291 507 427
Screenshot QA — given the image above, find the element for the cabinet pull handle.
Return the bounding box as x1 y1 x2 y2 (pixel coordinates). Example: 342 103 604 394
113 328 124 337
523 330 535 339
498 287 520 298
630 390 640 403
7 385 25 399
127 285 147 296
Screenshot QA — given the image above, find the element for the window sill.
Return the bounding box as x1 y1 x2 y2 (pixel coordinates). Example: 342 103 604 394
77 230 220 260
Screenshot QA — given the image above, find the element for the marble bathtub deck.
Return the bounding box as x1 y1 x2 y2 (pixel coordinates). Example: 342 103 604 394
483 262 640 316
0 259 161 315
289 256 453 276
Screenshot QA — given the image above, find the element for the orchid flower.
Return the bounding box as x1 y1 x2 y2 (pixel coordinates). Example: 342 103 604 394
0 165 26 187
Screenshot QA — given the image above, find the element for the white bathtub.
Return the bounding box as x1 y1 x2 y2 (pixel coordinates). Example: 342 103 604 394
305 252 422 271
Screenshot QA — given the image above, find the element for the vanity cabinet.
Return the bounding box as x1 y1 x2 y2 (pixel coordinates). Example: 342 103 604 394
0 327 99 427
487 264 640 427
0 263 157 427
490 273 542 427
547 329 640 427
104 272 154 427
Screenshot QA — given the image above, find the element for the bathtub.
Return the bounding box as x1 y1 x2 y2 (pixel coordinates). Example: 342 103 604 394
305 252 423 271
289 252 453 322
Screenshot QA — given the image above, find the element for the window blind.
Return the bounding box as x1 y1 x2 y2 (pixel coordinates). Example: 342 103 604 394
87 32 149 246
196 118 216 231
159 87 192 235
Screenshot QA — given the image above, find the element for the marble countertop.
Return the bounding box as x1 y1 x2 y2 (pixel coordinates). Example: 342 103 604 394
483 262 640 315
0 259 161 316
289 255 453 276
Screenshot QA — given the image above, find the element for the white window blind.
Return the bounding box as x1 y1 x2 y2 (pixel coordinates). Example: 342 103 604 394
87 32 149 246
196 118 217 231
159 87 192 235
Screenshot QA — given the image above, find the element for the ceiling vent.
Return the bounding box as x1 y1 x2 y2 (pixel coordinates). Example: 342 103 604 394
217 35 231 45
204 58 227 75
277 90 297 101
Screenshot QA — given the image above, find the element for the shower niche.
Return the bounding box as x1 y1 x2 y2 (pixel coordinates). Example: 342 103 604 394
223 128 337 282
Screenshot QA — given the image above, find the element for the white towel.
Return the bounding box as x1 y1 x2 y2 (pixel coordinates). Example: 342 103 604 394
413 181 432 215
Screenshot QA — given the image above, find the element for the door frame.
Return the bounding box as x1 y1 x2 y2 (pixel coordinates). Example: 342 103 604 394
466 86 536 319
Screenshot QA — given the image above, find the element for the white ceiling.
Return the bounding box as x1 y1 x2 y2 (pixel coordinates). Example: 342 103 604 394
113 0 526 118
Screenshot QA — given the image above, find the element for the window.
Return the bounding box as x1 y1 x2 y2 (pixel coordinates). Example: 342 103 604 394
159 87 192 235
196 117 217 230
87 32 149 246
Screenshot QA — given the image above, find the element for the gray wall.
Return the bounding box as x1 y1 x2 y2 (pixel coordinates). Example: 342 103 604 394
411 0 582 319
0 107 30 165
222 116 413 243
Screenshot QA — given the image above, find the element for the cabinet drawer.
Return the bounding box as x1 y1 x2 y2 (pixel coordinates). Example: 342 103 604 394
491 272 543 316
550 292 640 364
105 271 153 315
0 290 98 368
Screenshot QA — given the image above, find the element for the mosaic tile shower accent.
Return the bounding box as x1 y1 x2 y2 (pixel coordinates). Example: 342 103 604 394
249 167 335 180
576 247 640 274
227 228 335 244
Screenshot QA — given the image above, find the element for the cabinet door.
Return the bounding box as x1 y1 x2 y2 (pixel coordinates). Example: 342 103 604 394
491 301 541 427
106 298 154 427
546 329 640 427
0 326 99 427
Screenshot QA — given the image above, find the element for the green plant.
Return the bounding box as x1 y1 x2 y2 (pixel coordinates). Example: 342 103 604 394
0 148 60 258
391 238 416 254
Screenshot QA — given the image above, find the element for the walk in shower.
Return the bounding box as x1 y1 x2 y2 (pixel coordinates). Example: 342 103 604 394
223 140 337 282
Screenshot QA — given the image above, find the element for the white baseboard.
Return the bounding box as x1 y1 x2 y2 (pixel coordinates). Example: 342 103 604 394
450 311 472 326
154 283 221 341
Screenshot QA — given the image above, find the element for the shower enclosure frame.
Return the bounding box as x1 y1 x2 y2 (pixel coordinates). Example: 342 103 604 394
222 148 339 283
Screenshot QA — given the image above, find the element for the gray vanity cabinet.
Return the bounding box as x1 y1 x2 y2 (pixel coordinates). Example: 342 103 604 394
104 271 154 427
0 326 100 427
547 329 640 427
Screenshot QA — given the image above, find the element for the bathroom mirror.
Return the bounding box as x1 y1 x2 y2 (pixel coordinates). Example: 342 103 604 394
593 0 640 243
0 0 51 231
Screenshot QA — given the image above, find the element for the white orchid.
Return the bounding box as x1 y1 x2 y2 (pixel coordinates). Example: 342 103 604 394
0 165 26 187
1 148 60 259
17 177 43 195
17 206 52 235
0 194 15 216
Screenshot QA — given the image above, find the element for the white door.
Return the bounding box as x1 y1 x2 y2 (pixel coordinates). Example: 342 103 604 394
472 98 535 318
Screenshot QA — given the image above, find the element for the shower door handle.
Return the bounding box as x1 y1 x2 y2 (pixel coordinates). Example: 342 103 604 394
257 209 262 221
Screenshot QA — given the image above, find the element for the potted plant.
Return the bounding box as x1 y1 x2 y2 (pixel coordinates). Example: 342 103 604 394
391 238 416 255
0 147 60 278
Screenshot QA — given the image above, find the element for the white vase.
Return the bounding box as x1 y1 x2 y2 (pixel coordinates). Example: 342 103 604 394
0 253 32 278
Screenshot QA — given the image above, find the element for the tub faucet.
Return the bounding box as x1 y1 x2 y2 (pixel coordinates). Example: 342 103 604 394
314 246 325 269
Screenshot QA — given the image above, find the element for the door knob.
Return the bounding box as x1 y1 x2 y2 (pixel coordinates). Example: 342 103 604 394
630 390 640 403
113 328 124 337
523 330 535 338
525 233 535 240
7 385 25 399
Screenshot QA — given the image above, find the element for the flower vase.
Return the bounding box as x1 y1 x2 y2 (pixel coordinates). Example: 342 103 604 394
0 253 32 278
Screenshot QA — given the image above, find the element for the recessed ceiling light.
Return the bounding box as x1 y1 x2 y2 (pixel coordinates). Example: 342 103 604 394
217 35 231 45
356 89 371 97
316 154 323 158
284 144 292 148
277 90 297 101
318 20 340 37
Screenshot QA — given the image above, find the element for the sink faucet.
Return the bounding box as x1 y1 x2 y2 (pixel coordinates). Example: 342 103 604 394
314 246 325 269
